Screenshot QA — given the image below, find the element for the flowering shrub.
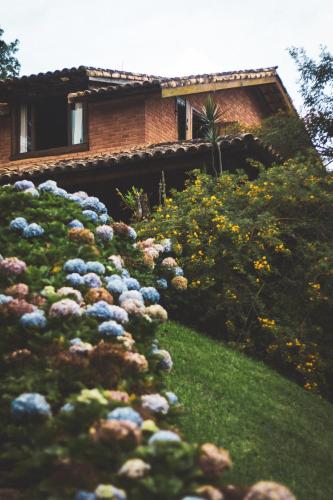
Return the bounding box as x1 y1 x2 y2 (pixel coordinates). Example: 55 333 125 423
137 159 333 399
0 179 294 499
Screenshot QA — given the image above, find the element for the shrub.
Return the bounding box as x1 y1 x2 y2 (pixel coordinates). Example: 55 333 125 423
0 180 294 499
136 159 333 399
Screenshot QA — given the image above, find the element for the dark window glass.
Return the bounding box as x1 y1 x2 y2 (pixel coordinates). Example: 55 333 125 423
177 97 186 140
192 109 204 139
35 96 68 150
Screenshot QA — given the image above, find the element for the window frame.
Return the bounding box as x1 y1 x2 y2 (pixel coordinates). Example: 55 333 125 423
11 99 88 160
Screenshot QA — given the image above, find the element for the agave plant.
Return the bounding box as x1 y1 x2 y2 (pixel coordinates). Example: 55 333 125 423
198 95 224 175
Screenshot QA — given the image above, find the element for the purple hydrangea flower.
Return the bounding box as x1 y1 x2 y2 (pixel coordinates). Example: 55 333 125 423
20 310 47 329
119 290 144 305
49 299 82 318
22 223 45 238
14 180 35 191
11 393 51 418
148 430 181 445
140 287 160 304
86 261 105 275
156 278 168 290
99 213 110 224
66 273 85 287
96 225 113 242
68 219 84 229
9 217 29 231
123 277 140 291
82 210 99 223
98 320 124 337
141 394 169 414
83 273 102 288
63 259 87 275
107 406 143 426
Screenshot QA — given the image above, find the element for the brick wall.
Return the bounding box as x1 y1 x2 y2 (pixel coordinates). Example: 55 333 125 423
0 115 12 164
145 94 177 143
88 96 146 153
186 87 265 127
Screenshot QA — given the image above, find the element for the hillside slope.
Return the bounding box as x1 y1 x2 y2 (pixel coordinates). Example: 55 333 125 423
158 321 333 500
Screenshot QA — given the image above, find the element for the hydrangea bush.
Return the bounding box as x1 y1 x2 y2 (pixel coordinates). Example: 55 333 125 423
136 159 333 399
0 180 294 499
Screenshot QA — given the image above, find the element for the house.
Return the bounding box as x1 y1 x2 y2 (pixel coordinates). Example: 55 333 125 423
0 65 292 215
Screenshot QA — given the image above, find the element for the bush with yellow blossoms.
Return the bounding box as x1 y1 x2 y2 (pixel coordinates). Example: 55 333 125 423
136 158 333 399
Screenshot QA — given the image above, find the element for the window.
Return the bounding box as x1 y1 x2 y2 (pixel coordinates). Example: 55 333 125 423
192 108 205 139
177 97 187 140
16 96 86 156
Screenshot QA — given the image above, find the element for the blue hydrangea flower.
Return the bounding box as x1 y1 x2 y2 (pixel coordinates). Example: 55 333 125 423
174 266 184 276
96 225 113 242
22 223 44 238
20 311 47 329
11 393 51 418
60 402 75 413
121 269 130 278
165 391 178 405
82 210 99 223
105 274 122 282
63 259 87 274
127 226 137 241
81 197 107 214
99 213 110 224
140 287 160 304
86 261 105 275
83 273 102 288
106 279 127 295
74 491 96 500
67 194 83 203
38 180 58 193
68 219 84 229
53 187 68 197
123 277 140 291
161 238 172 253
10 217 29 232
0 294 13 305
148 430 181 445
66 273 85 287
152 349 173 371
119 290 144 305
156 278 168 290
14 180 35 191
98 320 124 337
86 301 115 320
70 338 83 346
107 406 143 426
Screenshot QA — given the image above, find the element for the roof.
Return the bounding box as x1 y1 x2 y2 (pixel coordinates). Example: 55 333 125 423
0 65 294 113
0 134 282 184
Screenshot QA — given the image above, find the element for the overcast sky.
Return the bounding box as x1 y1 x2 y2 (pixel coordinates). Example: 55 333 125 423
2 0 333 110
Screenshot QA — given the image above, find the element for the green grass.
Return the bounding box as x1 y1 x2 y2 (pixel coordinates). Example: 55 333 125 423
157 321 333 500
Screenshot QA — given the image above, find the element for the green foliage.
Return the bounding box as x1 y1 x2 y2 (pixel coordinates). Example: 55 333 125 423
197 96 224 175
137 159 333 398
0 187 215 498
158 321 333 500
251 110 313 160
0 26 20 78
289 46 333 165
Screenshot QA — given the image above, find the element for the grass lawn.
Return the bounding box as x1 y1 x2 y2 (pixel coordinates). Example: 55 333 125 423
157 321 333 500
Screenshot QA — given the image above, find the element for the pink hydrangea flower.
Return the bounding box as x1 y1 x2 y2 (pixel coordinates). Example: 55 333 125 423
0 257 27 275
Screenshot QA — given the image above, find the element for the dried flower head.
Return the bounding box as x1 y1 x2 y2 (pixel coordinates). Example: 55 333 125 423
199 443 232 478
85 288 114 305
68 227 95 244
